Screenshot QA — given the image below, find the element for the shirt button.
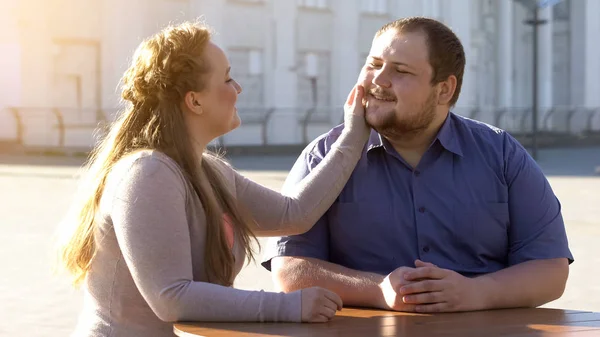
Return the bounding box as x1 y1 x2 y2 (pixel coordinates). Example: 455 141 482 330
422 246 430 253
414 170 420 177
418 207 426 213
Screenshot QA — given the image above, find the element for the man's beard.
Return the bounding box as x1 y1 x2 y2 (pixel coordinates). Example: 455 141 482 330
366 90 438 141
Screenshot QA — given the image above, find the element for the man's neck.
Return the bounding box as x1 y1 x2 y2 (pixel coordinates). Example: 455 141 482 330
386 111 449 168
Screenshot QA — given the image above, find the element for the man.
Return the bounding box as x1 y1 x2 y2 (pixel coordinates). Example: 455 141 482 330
261 17 573 313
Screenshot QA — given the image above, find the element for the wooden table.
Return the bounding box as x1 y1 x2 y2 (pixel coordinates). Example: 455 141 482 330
174 307 600 337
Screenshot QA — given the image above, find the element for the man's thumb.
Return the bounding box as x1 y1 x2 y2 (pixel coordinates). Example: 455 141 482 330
415 259 436 267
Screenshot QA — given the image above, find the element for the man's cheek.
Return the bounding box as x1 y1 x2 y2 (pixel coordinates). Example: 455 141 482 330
357 67 370 85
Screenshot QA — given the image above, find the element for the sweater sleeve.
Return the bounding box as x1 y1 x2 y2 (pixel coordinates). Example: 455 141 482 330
109 155 302 322
229 116 369 237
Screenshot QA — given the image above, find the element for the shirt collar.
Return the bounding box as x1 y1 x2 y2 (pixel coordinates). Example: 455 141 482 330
366 112 464 157
366 130 384 152
436 112 464 157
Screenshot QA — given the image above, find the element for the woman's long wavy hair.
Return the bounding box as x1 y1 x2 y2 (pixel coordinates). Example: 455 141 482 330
56 21 257 287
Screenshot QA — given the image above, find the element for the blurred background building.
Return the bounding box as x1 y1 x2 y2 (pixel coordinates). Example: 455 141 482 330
1 0 599 151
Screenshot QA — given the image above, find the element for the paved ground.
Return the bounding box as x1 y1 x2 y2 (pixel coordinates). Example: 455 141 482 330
1 147 599 336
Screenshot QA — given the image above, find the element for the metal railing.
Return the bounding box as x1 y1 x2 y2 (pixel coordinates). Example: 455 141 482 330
492 107 600 134
0 107 111 151
6 107 24 145
1 106 599 153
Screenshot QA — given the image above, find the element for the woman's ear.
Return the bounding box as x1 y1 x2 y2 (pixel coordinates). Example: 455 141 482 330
184 91 204 115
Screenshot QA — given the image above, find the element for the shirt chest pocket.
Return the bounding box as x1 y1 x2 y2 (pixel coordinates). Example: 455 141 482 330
453 202 510 262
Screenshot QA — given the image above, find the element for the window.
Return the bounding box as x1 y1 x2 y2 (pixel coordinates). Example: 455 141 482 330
297 0 328 10
361 0 387 15
228 49 264 109
297 52 330 109
305 53 319 78
248 50 262 76
553 0 569 21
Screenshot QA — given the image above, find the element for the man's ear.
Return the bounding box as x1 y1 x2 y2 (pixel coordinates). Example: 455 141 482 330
437 75 457 106
184 91 204 115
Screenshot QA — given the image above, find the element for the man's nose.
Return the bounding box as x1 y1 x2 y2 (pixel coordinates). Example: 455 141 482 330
372 69 391 88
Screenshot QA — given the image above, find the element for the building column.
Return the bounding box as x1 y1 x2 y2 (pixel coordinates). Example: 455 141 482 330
583 0 600 108
263 3 275 113
0 0 21 110
497 0 514 109
269 0 298 144
331 0 359 123
100 0 151 119
537 7 553 115
18 0 54 108
445 0 475 114
0 0 20 140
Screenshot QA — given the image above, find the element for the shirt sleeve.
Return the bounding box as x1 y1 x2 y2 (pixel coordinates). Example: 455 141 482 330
260 141 332 271
227 120 368 237
110 155 301 323
503 133 574 266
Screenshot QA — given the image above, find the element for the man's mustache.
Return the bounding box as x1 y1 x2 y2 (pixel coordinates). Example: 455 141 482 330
368 87 396 100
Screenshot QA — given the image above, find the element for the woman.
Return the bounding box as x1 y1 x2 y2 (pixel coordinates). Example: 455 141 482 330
56 21 369 337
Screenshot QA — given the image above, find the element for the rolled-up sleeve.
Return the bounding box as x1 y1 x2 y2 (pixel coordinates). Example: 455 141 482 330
261 140 332 271
504 133 574 266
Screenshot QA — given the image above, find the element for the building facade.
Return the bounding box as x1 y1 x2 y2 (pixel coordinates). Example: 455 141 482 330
1 0 599 149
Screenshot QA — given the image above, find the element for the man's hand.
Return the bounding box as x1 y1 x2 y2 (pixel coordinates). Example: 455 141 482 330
398 260 484 313
378 266 418 312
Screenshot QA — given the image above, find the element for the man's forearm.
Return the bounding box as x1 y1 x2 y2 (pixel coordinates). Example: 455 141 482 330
271 256 386 308
474 258 569 310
